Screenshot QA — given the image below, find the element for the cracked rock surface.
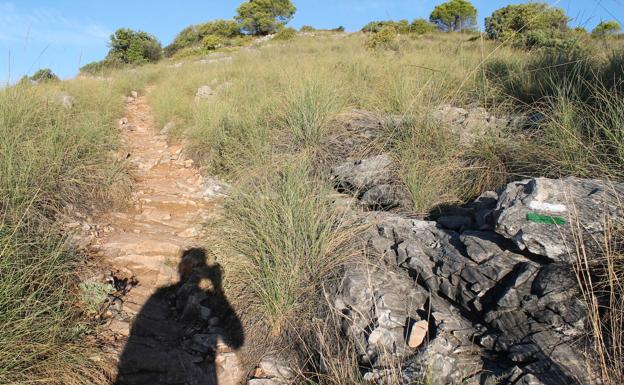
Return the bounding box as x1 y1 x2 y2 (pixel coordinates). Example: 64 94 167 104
331 172 617 384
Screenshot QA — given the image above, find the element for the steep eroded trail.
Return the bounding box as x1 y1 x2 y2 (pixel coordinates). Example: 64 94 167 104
89 93 244 385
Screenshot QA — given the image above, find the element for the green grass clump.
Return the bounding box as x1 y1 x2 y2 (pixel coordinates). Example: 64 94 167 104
281 77 341 148
0 79 125 384
220 161 353 334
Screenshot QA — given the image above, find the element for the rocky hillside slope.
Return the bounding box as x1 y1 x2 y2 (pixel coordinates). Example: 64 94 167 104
50 33 624 385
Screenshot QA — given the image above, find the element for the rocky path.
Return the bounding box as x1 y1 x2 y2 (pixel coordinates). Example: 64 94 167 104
88 92 243 385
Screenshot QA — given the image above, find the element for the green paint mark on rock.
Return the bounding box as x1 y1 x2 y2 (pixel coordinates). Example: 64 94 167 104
527 212 566 225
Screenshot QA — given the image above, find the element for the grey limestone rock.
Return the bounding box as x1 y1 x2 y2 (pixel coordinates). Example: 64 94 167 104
494 177 624 262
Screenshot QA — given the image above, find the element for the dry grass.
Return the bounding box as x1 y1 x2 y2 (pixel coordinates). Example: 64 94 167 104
0 77 128 383
572 209 624 384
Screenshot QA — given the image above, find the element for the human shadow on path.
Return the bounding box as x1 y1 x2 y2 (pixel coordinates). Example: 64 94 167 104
115 248 244 385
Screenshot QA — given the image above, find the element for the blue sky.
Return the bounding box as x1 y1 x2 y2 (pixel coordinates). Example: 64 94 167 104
1 0 622 82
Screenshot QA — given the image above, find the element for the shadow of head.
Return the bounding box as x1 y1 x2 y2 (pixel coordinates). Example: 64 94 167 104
176 247 243 348
178 247 223 291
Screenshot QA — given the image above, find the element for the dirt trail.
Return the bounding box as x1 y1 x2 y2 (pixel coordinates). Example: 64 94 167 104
89 93 243 385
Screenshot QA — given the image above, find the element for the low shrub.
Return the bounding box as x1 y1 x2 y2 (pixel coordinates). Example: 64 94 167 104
80 57 125 75
274 27 297 40
362 19 410 34
30 68 60 83
592 20 622 38
366 26 398 49
165 19 242 57
202 34 224 50
410 18 437 35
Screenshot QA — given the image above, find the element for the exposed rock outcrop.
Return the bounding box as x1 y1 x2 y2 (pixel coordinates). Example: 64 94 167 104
330 154 410 210
432 104 515 145
331 176 615 384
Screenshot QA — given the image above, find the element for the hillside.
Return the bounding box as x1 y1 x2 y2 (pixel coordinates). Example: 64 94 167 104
2 6 624 385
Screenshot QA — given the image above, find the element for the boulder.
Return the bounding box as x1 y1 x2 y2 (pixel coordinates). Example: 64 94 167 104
258 357 295 380
432 104 510 145
360 184 407 210
331 154 394 193
494 177 624 262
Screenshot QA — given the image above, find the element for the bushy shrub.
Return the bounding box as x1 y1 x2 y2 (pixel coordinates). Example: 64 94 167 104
485 3 570 49
165 19 242 57
79 57 124 75
300 25 316 32
198 19 242 38
274 27 297 40
107 28 162 64
30 68 59 83
430 0 477 32
236 0 296 35
202 34 224 50
362 20 409 34
592 20 622 38
363 19 436 35
410 18 437 35
333 26 345 32
524 29 582 51
366 26 398 49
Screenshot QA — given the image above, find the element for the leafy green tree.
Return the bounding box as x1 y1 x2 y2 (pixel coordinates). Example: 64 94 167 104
410 19 436 34
30 68 59 83
430 0 477 32
592 20 622 38
107 28 162 64
485 3 568 40
485 3 570 49
236 0 296 35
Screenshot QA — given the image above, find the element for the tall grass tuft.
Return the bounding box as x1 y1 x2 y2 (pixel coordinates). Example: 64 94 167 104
572 214 624 385
219 160 354 334
0 79 124 383
281 78 340 149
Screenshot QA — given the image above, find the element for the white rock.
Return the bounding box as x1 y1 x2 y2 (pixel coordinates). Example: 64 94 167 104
203 177 231 199
258 357 296 380
195 85 216 101
55 93 75 109
160 121 175 135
